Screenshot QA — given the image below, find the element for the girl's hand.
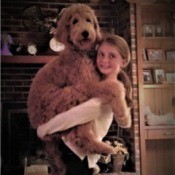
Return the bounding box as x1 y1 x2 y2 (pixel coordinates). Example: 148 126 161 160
37 124 51 141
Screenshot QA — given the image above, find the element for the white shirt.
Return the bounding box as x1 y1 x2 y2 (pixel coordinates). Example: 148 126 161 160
39 98 113 169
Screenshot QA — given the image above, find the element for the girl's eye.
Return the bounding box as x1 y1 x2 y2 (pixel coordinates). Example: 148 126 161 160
86 18 91 23
109 54 116 59
98 52 104 57
72 19 78 24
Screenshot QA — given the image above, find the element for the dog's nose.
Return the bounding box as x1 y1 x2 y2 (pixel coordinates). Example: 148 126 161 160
82 30 89 39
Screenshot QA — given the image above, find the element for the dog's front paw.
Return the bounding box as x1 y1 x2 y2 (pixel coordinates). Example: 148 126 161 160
116 115 131 128
114 108 132 128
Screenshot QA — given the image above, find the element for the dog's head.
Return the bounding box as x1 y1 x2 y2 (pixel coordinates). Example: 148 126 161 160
55 4 102 51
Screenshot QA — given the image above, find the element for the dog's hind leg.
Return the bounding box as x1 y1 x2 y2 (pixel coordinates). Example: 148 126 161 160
76 136 115 154
45 139 66 175
73 123 115 155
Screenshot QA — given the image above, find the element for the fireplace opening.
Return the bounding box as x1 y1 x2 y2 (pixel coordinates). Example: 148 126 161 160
1 107 44 175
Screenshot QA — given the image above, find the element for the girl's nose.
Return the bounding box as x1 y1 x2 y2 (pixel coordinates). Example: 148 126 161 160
102 56 108 62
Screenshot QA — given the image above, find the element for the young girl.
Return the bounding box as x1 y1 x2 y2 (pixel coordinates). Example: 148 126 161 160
37 34 132 174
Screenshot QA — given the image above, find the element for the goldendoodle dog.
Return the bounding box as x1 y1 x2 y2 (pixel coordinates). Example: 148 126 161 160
28 3 131 175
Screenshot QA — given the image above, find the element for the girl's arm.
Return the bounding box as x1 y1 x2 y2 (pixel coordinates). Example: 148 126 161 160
37 98 102 138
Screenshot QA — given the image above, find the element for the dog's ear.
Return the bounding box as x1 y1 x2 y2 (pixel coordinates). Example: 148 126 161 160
58 8 66 19
54 7 69 44
93 16 102 43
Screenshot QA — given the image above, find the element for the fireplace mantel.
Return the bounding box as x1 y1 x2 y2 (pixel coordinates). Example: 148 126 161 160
1 55 57 64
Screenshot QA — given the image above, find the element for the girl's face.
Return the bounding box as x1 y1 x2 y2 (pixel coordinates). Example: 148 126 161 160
96 42 126 79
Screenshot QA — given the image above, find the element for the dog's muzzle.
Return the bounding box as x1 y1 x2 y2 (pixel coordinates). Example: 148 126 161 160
82 30 89 39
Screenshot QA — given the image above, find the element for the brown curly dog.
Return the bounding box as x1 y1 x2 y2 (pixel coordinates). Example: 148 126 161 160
27 4 131 175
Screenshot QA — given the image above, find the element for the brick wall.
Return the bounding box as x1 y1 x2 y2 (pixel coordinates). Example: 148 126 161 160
1 0 121 47
1 0 141 174
129 4 141 174
1 64 41 101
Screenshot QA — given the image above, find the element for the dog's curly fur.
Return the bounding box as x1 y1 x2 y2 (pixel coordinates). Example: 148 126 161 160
27 4 131 175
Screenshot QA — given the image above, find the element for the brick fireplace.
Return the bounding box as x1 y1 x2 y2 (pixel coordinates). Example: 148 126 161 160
1 63 44 175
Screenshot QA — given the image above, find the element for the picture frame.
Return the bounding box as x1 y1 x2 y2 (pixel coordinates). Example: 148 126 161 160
143 24 154 37
147 49 165 61
142 48 147 61
143 69 154 84
166 72 175 83
166 50 175 61
154 69 166 84
155 25 164 37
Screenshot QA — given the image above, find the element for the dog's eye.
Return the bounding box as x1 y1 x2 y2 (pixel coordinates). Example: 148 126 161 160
72 19 78 24
86 18 91 23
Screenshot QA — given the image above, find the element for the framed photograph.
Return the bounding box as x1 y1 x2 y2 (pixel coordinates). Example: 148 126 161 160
166 50 175 61
155 25 164 37
143 24 154 37
147 49 165 61
166 72 175 83
142 48 147 61
143 69 154 84
154 69 166 84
